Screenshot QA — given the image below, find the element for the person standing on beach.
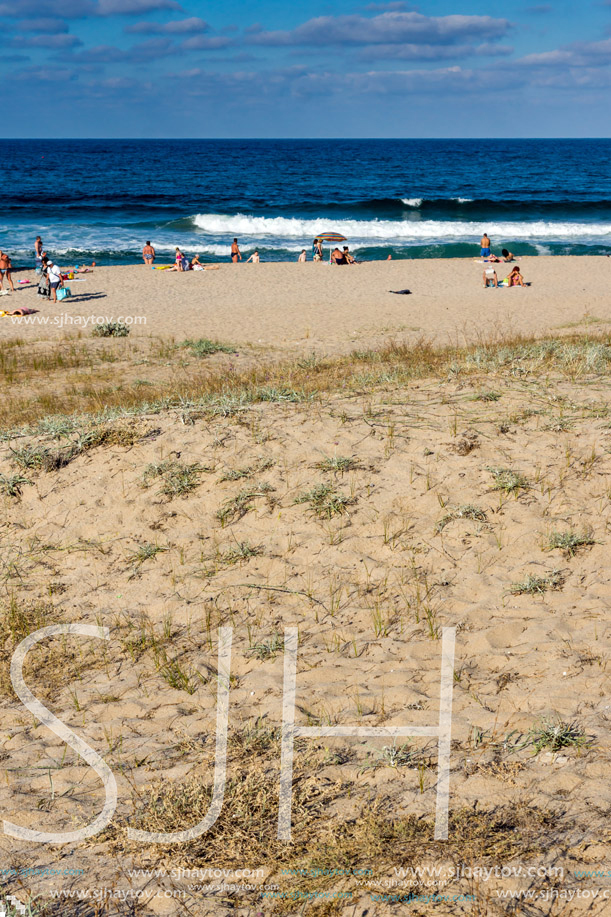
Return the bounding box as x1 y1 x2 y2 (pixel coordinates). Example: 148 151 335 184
231 238 241 263
313 238 323 261
46 259 63 303
480 232 491 258
0 250 15 293
35 236 43 272
142 241 155 266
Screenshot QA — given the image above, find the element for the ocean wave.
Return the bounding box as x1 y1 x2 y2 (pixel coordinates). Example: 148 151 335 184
401 198 423 208
191 212 611 241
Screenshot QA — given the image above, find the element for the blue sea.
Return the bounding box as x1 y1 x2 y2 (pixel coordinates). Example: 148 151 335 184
2 139 611 266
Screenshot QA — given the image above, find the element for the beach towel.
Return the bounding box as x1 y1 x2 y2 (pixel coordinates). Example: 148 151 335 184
389 289 412 295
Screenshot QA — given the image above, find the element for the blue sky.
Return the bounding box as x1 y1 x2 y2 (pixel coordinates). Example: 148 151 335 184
2 0 611 136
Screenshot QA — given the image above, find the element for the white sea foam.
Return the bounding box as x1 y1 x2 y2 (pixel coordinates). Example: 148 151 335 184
454 198 473 203
192 212 611 242
401 198 423 207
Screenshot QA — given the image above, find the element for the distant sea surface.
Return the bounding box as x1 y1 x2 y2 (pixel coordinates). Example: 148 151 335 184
2 139 611 265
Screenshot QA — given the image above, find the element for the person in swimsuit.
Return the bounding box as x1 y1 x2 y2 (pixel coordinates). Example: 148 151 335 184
483 267 498 288
143 242 155 265
246 250 260 263
331 247 346 265
502 248 514 262
343 246 357 264
480 232 491 258
35 236 43 273
174 247 185 271
0 251 15 293
231 238 241 263
507 266 525 287
298 250 307 262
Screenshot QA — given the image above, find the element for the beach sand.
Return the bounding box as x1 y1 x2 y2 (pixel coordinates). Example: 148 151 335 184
0 258 610 915
2 255 610 353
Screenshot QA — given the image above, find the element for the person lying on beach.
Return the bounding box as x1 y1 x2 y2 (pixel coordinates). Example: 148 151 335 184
143 242 155 265
0 307 38 316
331 247 346 265
246 251 260 263
502 248 515 262
483 267 498 288
507 266 525 287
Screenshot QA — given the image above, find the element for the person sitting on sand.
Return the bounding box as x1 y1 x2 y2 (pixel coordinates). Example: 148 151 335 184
298 250 307 262
502 248 514 262
483 267 498 288
343 246 357 264
190 254 205 269
507 265 525 287
143 242 155 266
480 232 491 258
331 247 346 265
246 250 260 263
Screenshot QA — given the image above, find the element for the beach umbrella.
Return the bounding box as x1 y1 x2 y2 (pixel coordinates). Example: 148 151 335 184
315 232 347 244
313 232 348 262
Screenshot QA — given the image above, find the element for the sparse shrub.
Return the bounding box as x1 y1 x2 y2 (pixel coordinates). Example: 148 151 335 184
527 718 592 754
546 530 595 557
142 460 206 498
436 504 487 532
294 483 355 518
509 571 564 595
216 482 275 524
0 472 32 497
92 321 130 338
314 455 359 474
181 338 236 357
487 467 529 494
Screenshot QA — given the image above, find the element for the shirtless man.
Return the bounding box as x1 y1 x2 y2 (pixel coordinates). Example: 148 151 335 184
35 236 43 271
246 250 260 263
480 233 491 258
331 247 346 265
231 238 241 263
298 250 307 262
0 251 15 292
142 242 155 265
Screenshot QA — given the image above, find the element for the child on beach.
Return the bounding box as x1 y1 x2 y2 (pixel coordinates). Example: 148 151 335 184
246 251 260 263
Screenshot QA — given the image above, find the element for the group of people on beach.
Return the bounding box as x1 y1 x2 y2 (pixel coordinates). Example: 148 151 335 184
480 232 526 287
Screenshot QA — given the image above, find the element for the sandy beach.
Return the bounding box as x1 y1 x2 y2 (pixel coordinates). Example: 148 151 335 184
2 256 610 353
1 255 611 915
